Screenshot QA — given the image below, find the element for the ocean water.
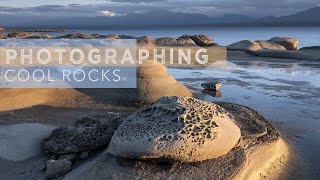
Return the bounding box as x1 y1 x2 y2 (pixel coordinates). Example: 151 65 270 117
58 27 320 47
167 61 320 177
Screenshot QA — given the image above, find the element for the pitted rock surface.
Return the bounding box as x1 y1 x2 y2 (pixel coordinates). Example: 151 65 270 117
108 96 241 162
41 113 123 154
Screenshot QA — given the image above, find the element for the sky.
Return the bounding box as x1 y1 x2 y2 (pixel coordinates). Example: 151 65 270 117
0 0 319 17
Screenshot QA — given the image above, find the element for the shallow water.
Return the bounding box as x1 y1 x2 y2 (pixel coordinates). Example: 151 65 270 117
167 61 320 178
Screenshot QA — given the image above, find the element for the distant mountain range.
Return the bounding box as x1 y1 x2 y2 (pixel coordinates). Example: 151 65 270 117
1 6 320 29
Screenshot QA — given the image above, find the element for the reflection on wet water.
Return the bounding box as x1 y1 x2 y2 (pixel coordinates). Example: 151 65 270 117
167 61 320 177
201 90 222 98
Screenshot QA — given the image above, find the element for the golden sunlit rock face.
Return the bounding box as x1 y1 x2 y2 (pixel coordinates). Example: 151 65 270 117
108 96 241 162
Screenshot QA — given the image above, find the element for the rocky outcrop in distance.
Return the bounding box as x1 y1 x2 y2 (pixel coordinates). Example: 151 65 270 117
228 37 320 60
1 31 318 61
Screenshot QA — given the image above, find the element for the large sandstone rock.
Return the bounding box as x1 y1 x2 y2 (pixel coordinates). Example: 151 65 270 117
41 113 123 154
268 37 299 50
108 96 241 162
134 62 193 104
78 61 192 106
51 102 282 180
255 40 286 50
180 34 215 46
227 40 261 52
156 37 197 46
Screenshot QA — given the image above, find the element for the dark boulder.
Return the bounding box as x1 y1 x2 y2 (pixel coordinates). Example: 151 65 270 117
41 113 123 154
201 82 222 91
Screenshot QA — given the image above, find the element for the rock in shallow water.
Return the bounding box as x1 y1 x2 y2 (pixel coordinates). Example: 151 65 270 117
41 113 123 154
108 96 241 162
201 82 222 91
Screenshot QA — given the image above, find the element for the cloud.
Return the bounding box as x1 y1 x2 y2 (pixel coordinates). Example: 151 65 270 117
0 0 319 18
100 10 116 16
